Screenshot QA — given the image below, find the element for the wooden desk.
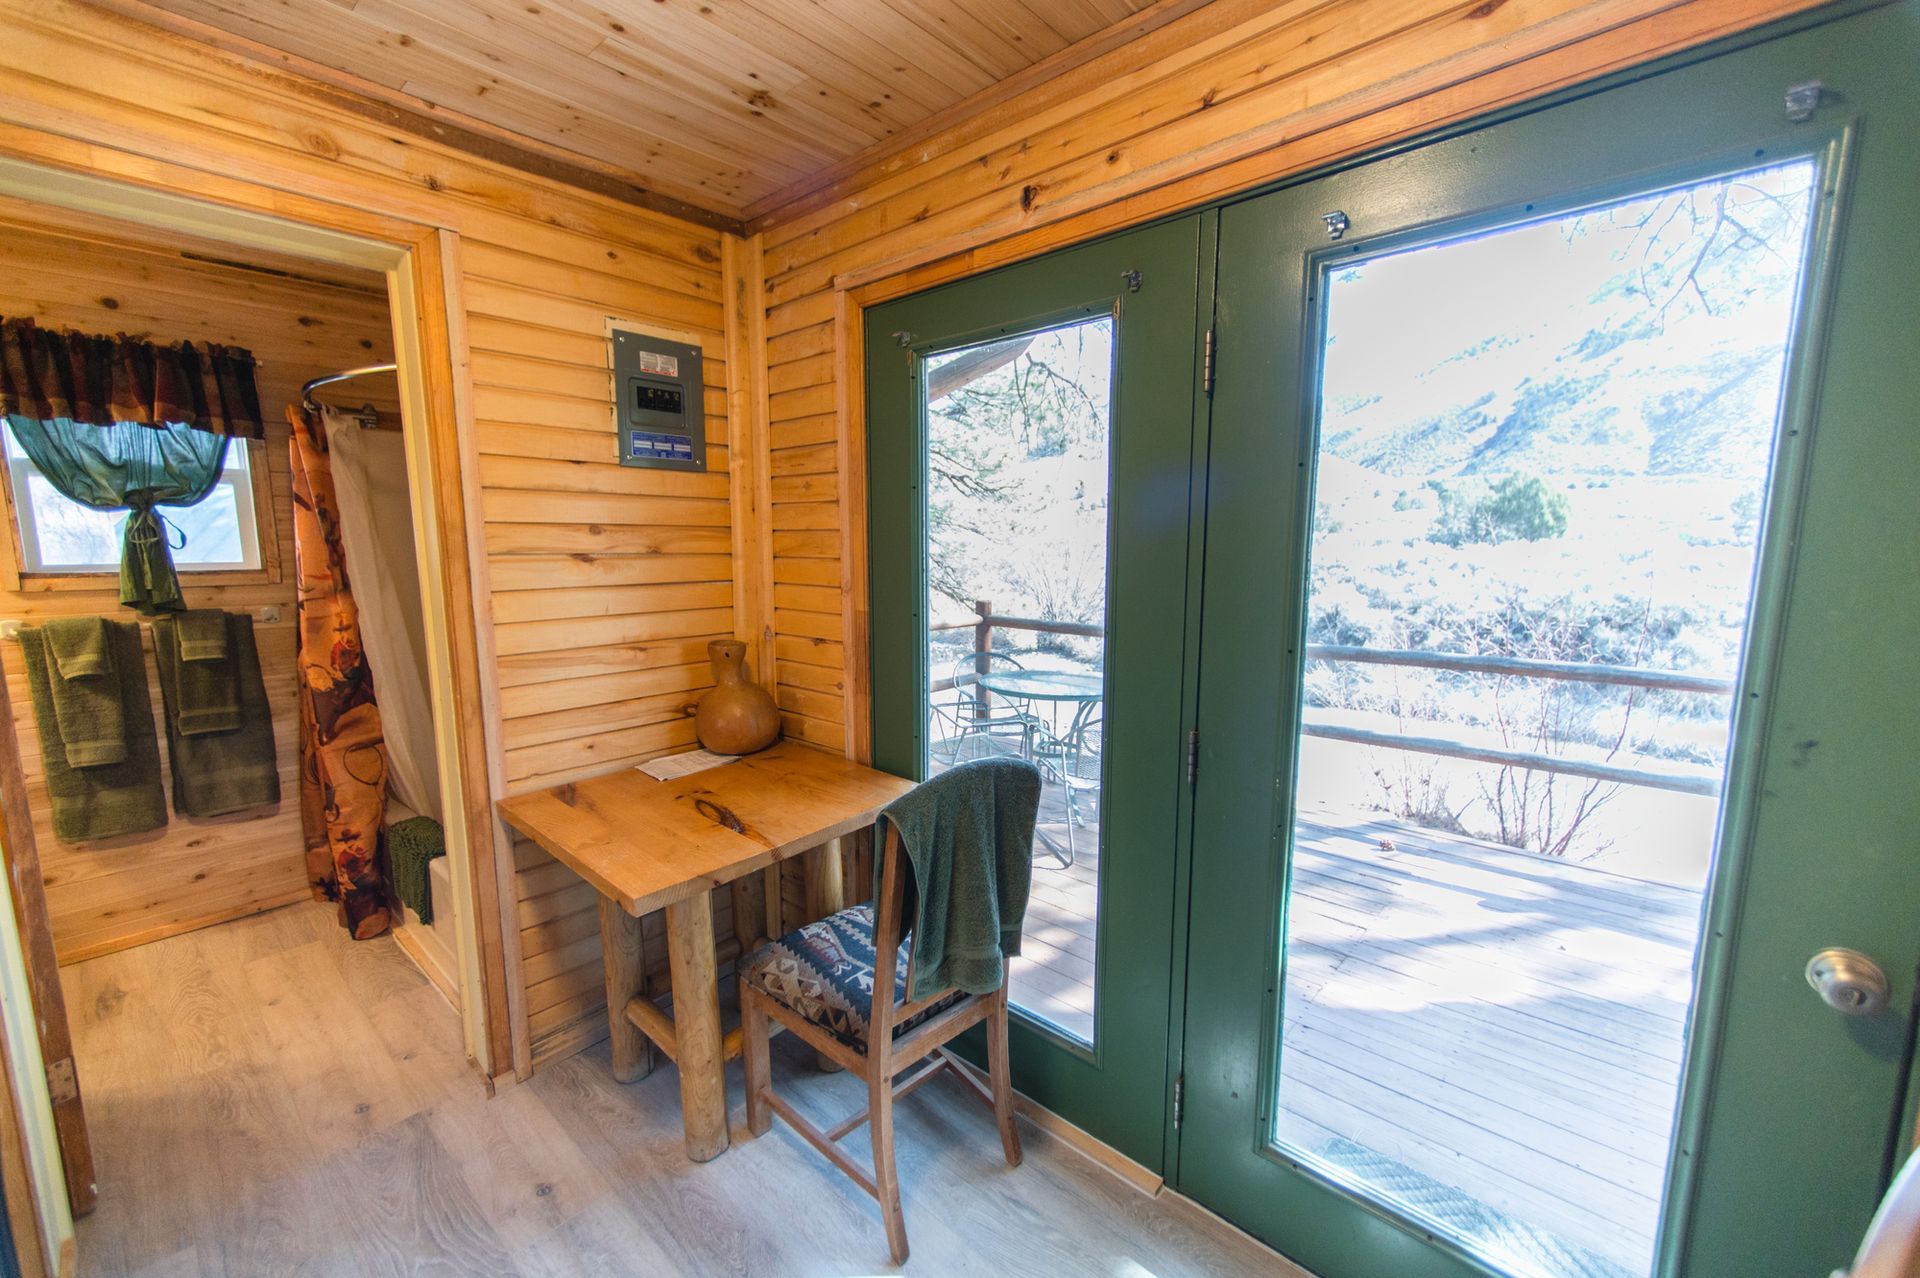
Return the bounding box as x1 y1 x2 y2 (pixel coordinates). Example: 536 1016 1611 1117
497 741 914 1162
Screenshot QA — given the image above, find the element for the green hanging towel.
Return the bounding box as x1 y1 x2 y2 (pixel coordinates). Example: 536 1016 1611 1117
873 756 1040 1000
19 620 167 841
39 616 124 767
151 611 279 817
387 816 446 924
160 609 239 736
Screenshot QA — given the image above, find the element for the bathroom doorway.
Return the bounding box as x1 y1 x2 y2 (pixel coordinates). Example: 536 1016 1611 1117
0 158 508 1255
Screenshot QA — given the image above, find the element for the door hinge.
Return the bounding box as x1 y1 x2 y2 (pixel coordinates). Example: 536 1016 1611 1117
1186 728 1200 785
1202 327 1215 396
1784 80 1828 123
45 1056 76 1104
1173 1072 1185 1130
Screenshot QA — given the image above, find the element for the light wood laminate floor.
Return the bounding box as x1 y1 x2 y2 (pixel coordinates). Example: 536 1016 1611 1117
63 901 1299 1277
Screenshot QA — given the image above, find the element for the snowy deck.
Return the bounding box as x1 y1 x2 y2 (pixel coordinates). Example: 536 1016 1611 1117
999 771 1699 1278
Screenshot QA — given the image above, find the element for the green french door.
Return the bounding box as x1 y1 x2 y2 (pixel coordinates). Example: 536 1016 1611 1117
1182 7 1920 1278
866 217 1207 1164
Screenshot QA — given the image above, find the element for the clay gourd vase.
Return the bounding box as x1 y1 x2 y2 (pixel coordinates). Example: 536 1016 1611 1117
693 639 781 755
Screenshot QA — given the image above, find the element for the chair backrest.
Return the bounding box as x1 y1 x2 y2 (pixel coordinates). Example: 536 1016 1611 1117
867 823 921 1047
1839 1148 1920 1278
949 649 1024 690
867 757 1040 1045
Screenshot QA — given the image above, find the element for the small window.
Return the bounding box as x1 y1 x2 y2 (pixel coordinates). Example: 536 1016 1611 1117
2 421 265 575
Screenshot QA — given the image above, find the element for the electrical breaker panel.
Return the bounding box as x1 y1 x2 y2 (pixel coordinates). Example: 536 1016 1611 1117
609 322 706 471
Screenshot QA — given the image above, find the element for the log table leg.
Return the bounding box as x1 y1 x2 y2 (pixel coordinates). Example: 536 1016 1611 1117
665 891 729 1162
804 834 848 920
729 875 765 956
761 863 784 941
598 896 653 1083
803 836 849 1072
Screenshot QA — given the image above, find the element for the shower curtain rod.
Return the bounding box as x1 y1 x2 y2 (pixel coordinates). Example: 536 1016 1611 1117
300 362 398 412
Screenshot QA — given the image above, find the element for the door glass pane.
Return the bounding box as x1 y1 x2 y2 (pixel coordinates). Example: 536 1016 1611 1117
1275 161 1816 1278
922 317 1113 1046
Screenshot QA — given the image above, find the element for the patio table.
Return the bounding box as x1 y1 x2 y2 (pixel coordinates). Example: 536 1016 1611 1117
975 669 1104 703
976 668 1103 752
976 669 1103 864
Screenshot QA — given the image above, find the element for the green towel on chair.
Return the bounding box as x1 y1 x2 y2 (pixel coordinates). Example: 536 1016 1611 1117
157 609 239 736
19 620 166 841
152 611 280 817
875 756 1040 1000
388 816 445 924
41 616 125 767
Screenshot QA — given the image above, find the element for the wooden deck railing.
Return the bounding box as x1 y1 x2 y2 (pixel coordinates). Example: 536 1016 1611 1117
929 600 1102 694
931 601 1732 796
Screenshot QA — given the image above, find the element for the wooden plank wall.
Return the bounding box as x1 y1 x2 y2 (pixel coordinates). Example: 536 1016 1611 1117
0 212 395 964
0 0 743 1070
748 0 1833 756
0 0 1835 1073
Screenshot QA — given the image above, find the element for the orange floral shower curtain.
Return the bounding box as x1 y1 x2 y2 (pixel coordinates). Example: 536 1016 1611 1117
289 405 391 939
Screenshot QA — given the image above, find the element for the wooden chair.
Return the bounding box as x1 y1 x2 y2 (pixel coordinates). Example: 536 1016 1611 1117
1837 1147 1920 1278
738 822 1023 1265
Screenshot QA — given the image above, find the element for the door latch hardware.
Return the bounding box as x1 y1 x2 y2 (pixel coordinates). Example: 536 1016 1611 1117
1321 210 1351 241
1806 947 1890 1017
1202 328 1215 397
1784 80 1827 123
1173 1073 1185 1130
1186 728 1200 784
1122 269 1143 293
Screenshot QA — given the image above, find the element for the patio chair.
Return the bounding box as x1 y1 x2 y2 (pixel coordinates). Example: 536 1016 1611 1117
933 651 1039 764
1030 715 1100 868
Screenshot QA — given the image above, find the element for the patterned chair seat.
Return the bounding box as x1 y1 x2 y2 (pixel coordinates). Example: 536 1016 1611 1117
739 904 965 1054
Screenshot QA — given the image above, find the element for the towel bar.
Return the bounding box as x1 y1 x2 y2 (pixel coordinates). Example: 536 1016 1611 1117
0 606 283 641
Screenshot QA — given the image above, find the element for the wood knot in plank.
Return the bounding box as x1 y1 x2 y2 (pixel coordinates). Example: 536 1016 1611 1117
693 798 746 834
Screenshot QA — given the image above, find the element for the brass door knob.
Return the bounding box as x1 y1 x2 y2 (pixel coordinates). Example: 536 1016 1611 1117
1806 948 1891 1018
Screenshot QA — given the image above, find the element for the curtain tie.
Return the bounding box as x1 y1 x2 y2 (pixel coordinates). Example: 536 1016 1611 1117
120 495 187 615
123 502 186 550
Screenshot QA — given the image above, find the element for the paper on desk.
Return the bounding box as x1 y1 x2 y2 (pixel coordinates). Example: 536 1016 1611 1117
636 748 741 782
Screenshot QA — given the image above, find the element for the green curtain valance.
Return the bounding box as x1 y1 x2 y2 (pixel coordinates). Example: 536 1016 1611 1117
1 317 262 614
0 316 263 439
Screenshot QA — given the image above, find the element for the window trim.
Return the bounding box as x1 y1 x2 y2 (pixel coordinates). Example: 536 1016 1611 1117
0 434 280 593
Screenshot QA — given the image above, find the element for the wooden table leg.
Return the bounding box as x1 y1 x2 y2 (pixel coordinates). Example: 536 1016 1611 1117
598 897 654 1083
665 891 729 1162
761 863 785 941
803 836 849 1072
804 835 848 920
729 875 764 956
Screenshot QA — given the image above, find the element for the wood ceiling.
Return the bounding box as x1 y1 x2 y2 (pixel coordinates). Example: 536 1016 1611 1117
123 0 1193 223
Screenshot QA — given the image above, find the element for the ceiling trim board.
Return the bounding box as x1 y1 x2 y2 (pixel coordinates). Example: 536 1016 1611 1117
81 0 749 234
740 0 1222 227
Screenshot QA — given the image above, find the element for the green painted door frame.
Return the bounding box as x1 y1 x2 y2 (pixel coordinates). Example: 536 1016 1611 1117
861 3 1919 1272
865 217 1209 1166
1182 5 1920 1278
